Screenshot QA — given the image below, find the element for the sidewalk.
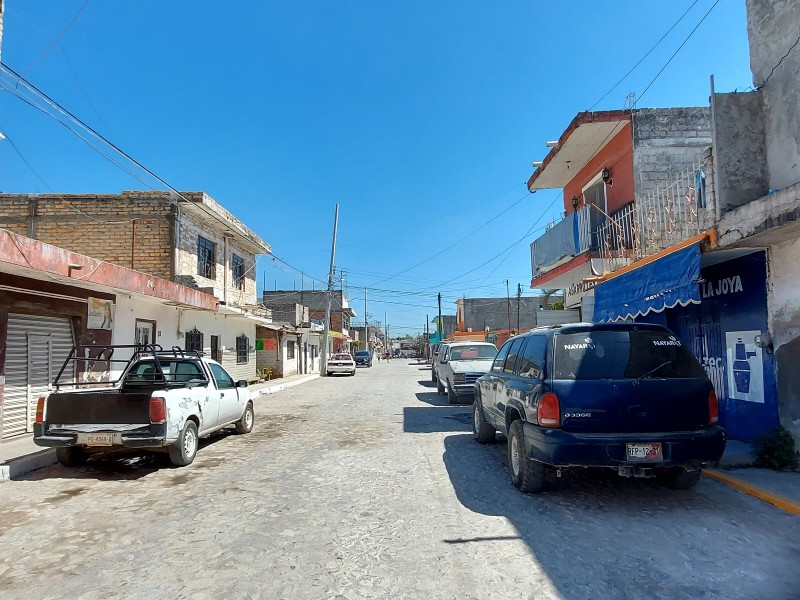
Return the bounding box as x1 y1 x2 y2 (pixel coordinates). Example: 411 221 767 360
0 372 321 483
705 440 800 516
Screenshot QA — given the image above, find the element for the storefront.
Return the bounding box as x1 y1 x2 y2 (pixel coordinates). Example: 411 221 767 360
593 245 779 441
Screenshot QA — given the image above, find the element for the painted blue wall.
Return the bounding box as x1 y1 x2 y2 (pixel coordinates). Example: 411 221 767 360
667 252 778 441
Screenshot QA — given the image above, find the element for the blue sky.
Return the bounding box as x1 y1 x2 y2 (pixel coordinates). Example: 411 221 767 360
0 1 753 335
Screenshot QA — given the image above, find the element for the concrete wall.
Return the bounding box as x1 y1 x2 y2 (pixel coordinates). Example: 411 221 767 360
711 92 769 212
768 236 800 448
460 296 556 332
632 107 712 203
746 0 800 191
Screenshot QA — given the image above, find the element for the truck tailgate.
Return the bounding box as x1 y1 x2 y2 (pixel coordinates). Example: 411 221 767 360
46 390 152 425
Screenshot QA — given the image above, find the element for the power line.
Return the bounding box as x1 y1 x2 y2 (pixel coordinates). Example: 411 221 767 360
27 0 91 73
633 0 722 108
755 30 800 90
587 0 701 111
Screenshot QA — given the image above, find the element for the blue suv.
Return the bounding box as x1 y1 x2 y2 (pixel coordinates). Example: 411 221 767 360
473 323 726 493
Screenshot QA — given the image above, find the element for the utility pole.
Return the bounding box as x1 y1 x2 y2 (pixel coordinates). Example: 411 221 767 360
437 292 443 343
364 287 369 354
425 314 429 360
385 311 388 355
506 280 512 333
517 283 522 333
322 204 339 376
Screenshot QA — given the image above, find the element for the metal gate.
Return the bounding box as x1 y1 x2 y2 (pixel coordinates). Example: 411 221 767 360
3 314 75 438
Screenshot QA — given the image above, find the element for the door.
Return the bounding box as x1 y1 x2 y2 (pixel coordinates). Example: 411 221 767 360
494 337 525 422
481 340 512 426
134 320 156 346
509 335 547 412
209 362 243 423
3 313 74 438
210 335 221 363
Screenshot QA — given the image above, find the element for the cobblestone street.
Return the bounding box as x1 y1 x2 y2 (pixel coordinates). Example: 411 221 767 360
1 360 799 600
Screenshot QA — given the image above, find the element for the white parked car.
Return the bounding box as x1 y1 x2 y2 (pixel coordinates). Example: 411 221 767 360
327 353 356 376
436 341 498 404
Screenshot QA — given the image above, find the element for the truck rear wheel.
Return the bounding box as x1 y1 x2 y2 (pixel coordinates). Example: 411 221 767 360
169 420 198 467
56 446 88 468
235 402 254 434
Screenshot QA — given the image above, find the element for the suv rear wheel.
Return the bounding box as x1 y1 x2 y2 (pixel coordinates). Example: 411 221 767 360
507 420 546 493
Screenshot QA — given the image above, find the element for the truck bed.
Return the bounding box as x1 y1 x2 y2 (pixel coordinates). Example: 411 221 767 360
45 389 153 425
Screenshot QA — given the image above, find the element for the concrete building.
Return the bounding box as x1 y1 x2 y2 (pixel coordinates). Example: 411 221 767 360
454 295 568 333
702 0 800 446
257 303 322 378
528 107 712 318
261 290 356 352
0 190 273 384
0 230 219 439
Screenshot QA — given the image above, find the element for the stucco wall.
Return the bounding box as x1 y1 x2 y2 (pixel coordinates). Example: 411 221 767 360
632 107 712 202
746 0 800 190
767 236 800 448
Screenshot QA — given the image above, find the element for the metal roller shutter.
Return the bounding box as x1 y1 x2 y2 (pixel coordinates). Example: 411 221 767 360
3 314 75 438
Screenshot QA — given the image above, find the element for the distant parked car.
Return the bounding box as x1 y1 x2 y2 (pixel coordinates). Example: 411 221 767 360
354 350 373 367
327 353 356 376
431 343 451 383
436 341 498 404
472 323 726 493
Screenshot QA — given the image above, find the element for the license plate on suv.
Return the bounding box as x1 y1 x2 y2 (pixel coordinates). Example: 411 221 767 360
626 443 662 462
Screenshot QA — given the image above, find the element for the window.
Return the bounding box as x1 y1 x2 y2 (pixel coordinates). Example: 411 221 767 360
209 363 235 389
185 328 203 354
553 331 707 381
516 335 547 379
492 341 512 372
197 236 216 279
236 334 249 364
503 337 525 374
232 254 245 290
287 340 296 359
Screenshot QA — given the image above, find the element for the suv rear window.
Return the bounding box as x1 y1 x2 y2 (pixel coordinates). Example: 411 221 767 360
553 331 706 381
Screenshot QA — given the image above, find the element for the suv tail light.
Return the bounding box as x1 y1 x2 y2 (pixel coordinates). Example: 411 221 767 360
35 397 46 423
538 393 561 428
149 396 167 424
708 390 719 425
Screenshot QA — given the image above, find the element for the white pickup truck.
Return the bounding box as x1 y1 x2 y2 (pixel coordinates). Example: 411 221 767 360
33 345 254 467
435 341 499 404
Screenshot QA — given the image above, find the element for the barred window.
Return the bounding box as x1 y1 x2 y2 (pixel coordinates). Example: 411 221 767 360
197 236 216 279
287 340 295 359
236 335 249 364
232 254 246 290
185 328 203 354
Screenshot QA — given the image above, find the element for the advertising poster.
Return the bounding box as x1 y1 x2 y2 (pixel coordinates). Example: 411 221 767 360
725 330 764 403
87 297 115 330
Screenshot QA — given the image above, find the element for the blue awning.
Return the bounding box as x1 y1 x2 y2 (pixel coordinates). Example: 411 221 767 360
593 243 701 322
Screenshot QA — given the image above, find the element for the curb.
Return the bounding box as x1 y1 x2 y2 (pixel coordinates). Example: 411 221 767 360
703 468 800 516
0 449 57 484
256 374 320 397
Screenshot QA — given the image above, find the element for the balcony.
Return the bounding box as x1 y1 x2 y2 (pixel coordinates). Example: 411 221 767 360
530 205 592 278
597 162 712 274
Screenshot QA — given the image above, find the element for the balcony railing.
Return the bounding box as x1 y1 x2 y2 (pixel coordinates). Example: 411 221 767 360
598 162 711 274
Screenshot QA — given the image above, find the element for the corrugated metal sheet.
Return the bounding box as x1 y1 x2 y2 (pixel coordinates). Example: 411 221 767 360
3 313 74 438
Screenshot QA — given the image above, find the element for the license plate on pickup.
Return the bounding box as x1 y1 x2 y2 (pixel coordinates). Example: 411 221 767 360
78 433 114 446
626 443 662 462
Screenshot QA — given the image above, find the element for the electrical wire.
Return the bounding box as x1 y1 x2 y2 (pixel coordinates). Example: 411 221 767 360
755 30 800 90
587 0 701 111
27 0 91 74
633 0 722 108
